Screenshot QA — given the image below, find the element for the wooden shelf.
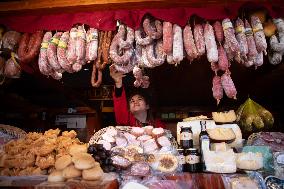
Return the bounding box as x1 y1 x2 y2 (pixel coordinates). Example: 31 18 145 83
0 0 278 16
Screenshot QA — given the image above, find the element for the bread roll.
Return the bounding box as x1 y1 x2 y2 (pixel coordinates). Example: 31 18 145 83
55 154 72 170
82 166 103 181
62 164 81 179
48 170 65 182
72 153 98 170
69 144 87 156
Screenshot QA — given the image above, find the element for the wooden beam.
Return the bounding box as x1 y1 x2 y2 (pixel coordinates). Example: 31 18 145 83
0 0 276 16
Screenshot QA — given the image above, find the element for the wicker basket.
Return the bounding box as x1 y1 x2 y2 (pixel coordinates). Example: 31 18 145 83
0 124 27 139
89 126 178 149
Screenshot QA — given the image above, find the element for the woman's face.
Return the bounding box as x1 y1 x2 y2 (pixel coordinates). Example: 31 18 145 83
129 94 149 114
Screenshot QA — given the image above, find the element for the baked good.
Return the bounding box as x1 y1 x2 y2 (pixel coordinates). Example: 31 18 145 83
62 164 81 179
72 153 98 170
207 128 236 142
55 154 72 170
48 170 65 182
69 144 87 156
82 165 104 181
236 152 263 170
212 110 237 123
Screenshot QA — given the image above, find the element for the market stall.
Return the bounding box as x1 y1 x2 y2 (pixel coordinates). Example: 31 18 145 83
0 0 284 188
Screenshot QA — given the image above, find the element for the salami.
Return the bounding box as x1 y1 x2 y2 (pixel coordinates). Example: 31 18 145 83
119 26 134 49
2 31 21 51
269 35 283 65
218 45 230 71
85 28 98 63
204 23 218 63
244 20 258 67
235 18 248 63
221 72 237 99
254 51 263 69
66 27 77 65
213 21 224 44
109 25 133 65
135 28 153 46
251 16 267 55
38 32 53 75
163 22 173 55
183 24 198 62
4 53 21 78
146 39 165 67
57 32 73 73
98 31 112 70
143 18 162 40
222 18 240 59
141 45 154 68
18 33 30 62
212 75 223 105
172 24 183 64
47 32 63 72
193 24 206 57
90 64 102 87
75 25 86 64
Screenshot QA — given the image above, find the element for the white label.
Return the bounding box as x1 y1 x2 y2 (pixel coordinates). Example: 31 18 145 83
180 132 192 140
201 139 210 151
186 155 200 164
178 155 185 165
222 21 233 30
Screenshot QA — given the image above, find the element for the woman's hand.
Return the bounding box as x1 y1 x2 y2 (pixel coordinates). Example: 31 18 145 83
109 64 125 88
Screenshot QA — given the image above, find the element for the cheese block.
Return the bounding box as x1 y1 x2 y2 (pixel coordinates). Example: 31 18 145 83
212 110 236 123
211 142 230 151
207 128 236 142
236 152 263 170
230 177 258 189
204 149 236 173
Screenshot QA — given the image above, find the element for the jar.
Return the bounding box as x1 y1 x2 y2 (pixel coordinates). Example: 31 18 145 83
177 148 185 172
185 148 200 173
180 126 193 149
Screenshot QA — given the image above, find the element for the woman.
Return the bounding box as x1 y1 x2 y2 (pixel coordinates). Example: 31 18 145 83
110 65 165 128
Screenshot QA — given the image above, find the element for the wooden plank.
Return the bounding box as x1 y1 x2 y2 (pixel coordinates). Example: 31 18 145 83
0 0 273 16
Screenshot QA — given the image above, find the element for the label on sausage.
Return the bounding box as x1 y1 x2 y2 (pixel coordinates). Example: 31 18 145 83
77 31 86 40
41 42 49 49
222 21 233 30
87 32 98 43
252 23 263 33
180 132 192 140
58 41 67 49
245 28 253 36
50 37 59 45
185 154 200 164
235 26 245 34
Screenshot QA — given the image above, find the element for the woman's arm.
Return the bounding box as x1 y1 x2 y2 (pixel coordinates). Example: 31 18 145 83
113 86 130 125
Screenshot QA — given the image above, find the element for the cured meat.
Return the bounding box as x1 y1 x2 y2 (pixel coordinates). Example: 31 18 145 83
135 28 153 46
244 20 258 67
221 72 237 99
157 136 171 147
152 128 164 138
144 125 153 135
4 53 21 78
131 127 145 137
99 30 112 70
194 24 206 57
133 65 149 88
109 25 133 65
2 31 21 51
137 135 152 142
235 18 248 63
115 136 128 147
90 66 102 87
97 140 111 151
18 33 30 61
222 18 240 61
183 24 198 62
211 62 219 75
212 75 223 105
213 21 224 44
254 51 263 69
172 24 184 64
146 39 165 66
123 132 137 143
0 57 4 75
204 23 218 63
111 155 131 169
75 25 86 64
66 27 77 65
38 32 53 76
251 16 267 55
130 162 150 176
119 26 134 49
143 18 163 40
47 32 63 73
85 28 98 63
143 139 158 154
218 45 230 71
57 32 73 73
163 22 173 55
